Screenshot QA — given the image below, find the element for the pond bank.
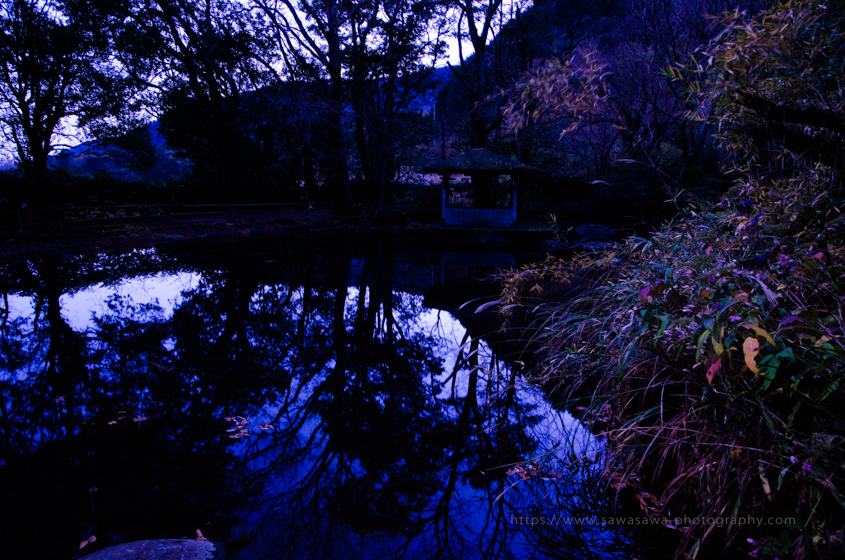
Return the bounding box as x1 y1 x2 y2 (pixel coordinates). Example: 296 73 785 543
0 211 553 262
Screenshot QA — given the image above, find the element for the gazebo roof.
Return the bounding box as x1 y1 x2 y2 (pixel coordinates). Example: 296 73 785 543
423 148 534 174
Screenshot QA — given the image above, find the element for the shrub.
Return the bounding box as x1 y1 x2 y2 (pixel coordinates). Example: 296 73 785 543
502 168 844 557
498 2 845 557
395 183 441 222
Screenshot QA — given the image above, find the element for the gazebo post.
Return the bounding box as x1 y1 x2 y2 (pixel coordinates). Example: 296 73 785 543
441 173 450 222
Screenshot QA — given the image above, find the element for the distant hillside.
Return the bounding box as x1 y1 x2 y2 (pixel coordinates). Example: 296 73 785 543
49 121 192 180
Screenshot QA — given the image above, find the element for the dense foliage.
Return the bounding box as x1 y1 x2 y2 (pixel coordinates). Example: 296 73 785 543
499 1 845 557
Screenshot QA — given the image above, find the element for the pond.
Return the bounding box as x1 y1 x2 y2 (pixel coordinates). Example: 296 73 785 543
0 234 674 559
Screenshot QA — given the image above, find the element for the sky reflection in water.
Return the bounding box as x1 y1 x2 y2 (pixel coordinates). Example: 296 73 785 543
0 245 665 559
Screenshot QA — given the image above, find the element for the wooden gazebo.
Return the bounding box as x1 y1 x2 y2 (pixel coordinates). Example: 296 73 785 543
424 148 534 227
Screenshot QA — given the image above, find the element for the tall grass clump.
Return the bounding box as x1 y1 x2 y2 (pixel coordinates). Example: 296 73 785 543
498 2 845 558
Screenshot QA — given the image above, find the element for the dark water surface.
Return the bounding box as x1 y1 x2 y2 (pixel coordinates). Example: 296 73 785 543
0 235 670 559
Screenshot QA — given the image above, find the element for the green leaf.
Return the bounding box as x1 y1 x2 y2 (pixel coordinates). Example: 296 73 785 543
656 314 671 338
776 347 795 361
787 402 801 428
729 492 742 525
689 540 700 560
696 330 710 362
760 407 776 433
820 379 840 402
777 466 791 491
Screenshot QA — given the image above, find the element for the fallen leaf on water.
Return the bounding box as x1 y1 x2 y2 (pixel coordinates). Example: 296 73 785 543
196 529 208 541
79 535 96 549
107 421 117 425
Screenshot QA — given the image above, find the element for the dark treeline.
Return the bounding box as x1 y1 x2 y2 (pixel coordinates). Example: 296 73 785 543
0 0 768 219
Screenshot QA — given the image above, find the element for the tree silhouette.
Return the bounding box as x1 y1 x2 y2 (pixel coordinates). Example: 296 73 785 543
0 0 132 203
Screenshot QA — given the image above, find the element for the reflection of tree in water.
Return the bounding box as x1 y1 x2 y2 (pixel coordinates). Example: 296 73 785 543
234 244 542 560
0 246 650 560
0 254 241 558
318 245 449 537
507 460 677 560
